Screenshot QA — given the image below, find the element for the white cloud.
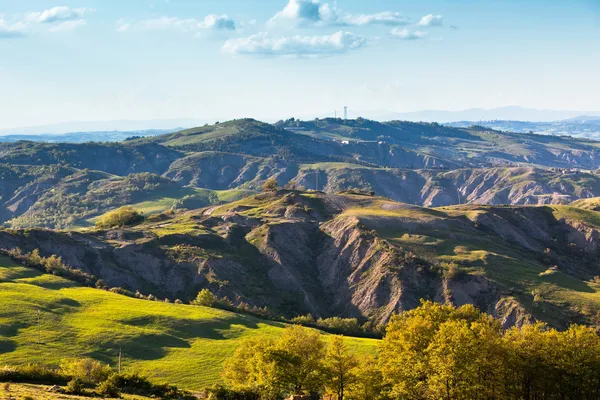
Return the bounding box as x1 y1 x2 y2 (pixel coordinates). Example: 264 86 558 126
116 19 131 32
269 0 410 28
0 18 26 38
340 11 410 27
122 14 236 33
223 31 365 57
202 14 236 31
49 19 86 32
27 6 94 24
390 28 428 40
417 14 443 27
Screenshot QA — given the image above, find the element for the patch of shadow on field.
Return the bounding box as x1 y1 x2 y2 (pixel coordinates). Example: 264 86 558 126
0 339 16 353
0 319 28 337
38 298 82 316
30 279 80 291
55 298 81 307
1 267 43 281
120 314 276 341
100 333 190 360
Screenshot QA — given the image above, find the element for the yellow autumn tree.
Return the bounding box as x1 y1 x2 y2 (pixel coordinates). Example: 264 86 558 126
324 336 358 400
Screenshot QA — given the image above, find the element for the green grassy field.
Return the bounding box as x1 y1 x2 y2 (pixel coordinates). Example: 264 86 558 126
128 188 256 215
0 256 378 392
86 188 256 225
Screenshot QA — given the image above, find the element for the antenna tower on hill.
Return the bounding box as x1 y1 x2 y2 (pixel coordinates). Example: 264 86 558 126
344 106 348 120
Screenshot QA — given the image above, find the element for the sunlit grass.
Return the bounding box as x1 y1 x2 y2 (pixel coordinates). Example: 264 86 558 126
0 256 378 391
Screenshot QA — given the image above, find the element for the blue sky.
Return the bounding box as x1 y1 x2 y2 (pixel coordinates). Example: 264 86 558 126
0 0 599 129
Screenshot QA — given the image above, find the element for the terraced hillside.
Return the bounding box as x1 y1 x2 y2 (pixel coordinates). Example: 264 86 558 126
2 191 600 330
0 255 377 391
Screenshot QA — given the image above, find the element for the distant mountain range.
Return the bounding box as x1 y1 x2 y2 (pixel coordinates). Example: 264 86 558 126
369 106 600 123
447 117 600 140
0 129 177 143
0 118 212 135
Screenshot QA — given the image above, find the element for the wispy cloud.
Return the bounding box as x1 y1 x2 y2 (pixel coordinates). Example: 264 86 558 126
49 19 87 32
340 11 410 27
417 14 443 27
119 14 236 33
269 0 410 28
26 6 94 24
391 28 428 40
222 31 365 57
116 19 131 33
0 18 26 38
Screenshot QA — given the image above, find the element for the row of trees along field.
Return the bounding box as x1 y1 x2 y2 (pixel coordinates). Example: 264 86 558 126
219 301 600 400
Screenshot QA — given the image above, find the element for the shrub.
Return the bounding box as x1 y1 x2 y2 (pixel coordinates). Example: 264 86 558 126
97 378 120 398
207 384 260 400
5 248 98 287
104 373 194 399
110 287 134 297
65 377 85 395
0 364 67 385
261 178 279 192
195 289 217 307
96 206 144 229
2 382 9 391
59 358 111 385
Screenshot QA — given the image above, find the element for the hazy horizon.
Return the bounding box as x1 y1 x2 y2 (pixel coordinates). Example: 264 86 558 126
2 105 600 135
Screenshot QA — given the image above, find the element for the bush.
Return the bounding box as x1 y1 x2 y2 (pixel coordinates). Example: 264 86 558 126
4 248 98 287
65 377 85 395
0 364 67 385
104 373 194 399
97 378 120 398
261 178 279 192
96 206 144 229
208 384 260 400
60 358 111 384
195 289 217 307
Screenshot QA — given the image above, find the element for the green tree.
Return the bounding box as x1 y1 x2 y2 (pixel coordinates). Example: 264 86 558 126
324 336 358 400
269 325 326 396
95 206 143 228
195 289 217 307
380 301 501 400
346 355 388 400
262 178 279 192
426 318 504 400
222 336 278 399
60 358 112 385
222 326 327 399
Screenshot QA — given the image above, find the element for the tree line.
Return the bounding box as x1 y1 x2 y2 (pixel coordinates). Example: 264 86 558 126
218 301 600 400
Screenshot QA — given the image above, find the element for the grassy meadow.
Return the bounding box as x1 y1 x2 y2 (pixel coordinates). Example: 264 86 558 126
0 256 378 392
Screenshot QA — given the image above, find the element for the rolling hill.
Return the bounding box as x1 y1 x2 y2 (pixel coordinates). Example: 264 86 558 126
3 117 600 229
2 190 600 331
0 255 377 391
